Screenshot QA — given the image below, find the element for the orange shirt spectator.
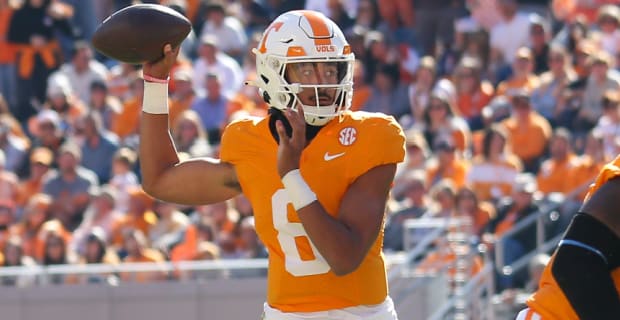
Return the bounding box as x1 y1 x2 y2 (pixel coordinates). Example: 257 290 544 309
426 140 470 189
453 57 495 121
537 155 580 194
120 229 166 283
16 147 53 206
112 187 157 247
501 92 552 171
496 47 540 97
0 2 15 64
111 95 141 140
9 193 52 259
536 129 580 194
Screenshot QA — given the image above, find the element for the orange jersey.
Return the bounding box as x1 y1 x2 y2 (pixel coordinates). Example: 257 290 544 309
220 111 405 312
527 155 620 319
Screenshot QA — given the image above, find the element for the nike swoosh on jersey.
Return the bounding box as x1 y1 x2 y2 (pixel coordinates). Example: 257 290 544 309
324 152 345 161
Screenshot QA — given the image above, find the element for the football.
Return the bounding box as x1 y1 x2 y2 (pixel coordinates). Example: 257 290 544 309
91 4 191 64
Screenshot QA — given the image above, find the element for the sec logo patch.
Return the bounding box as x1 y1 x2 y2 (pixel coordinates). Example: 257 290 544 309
339 127 357 146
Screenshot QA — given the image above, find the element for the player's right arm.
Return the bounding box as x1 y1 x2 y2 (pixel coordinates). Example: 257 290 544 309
139 45 241 205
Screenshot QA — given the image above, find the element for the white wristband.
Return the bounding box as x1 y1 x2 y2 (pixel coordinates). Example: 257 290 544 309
142 81 169 114
282 169 317 211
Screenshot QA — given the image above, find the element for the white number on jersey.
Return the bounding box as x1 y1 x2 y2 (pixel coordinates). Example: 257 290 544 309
271 189 330 276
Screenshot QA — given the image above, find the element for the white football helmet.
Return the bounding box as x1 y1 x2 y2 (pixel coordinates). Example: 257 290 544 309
251 10 355 126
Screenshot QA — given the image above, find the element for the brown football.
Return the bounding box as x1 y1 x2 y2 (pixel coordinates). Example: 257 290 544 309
92 4 191 64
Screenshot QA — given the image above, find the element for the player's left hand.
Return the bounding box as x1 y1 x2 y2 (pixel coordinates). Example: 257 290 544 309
275 105 307 177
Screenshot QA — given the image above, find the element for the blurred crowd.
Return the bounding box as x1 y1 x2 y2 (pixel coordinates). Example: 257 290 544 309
0 0 618 297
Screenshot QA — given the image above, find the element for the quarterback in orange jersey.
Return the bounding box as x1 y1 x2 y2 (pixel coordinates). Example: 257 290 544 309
517 156 620 320
139 10 404 320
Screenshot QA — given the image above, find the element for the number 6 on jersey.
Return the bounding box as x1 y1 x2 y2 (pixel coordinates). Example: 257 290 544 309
272 189 330 276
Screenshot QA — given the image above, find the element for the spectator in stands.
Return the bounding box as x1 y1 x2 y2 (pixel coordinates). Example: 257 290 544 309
191 73 229 145
194 201 236 237
530 45 577 126
49 41 108 103
108 147 139 214
418 90 471 155
0 0 17 109
16 147 52 207
496 47 540 97
71 186 122 256
0 199 15 249
111 75 145 144
364 63 409 117
226 72 270 121
384 170 431 252
39 229 75 285
0 150 18 203
412 0 461 56
150 200 189 255
406 56 439 125
88 80 121 132
426 138 470 189
394 129 429 182
593 5 620 58
501 88 552 173
528 16 550 75
485 173 541 290
74 228 119 285
0 116 30 179
580 51 620 130
593 90 620 160
536 128 580 195
10 193 51 259
112 187 157 248
199 2 247 61
352 0 380 31
1 236 37 287
30 109 65 156
7 0 74 122
489 0 531 83
107 62 140 102
349 59 371 111
568 130 606 202
171 110 212 158
119 229 167 283
454 186 496 238
43 142 99 231
326 0 355 35
192 34 243 98
39 77 86 131
168 68 196 126
0 118 27 175
427 179 458 218
76 112 119 184
524 253 549 292
453 56 495 131
467 125 522 202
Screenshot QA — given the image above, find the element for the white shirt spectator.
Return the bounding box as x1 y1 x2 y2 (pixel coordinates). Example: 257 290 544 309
490 12 532 64
52 60 109 103
193 51 244 98
200 16 248 57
